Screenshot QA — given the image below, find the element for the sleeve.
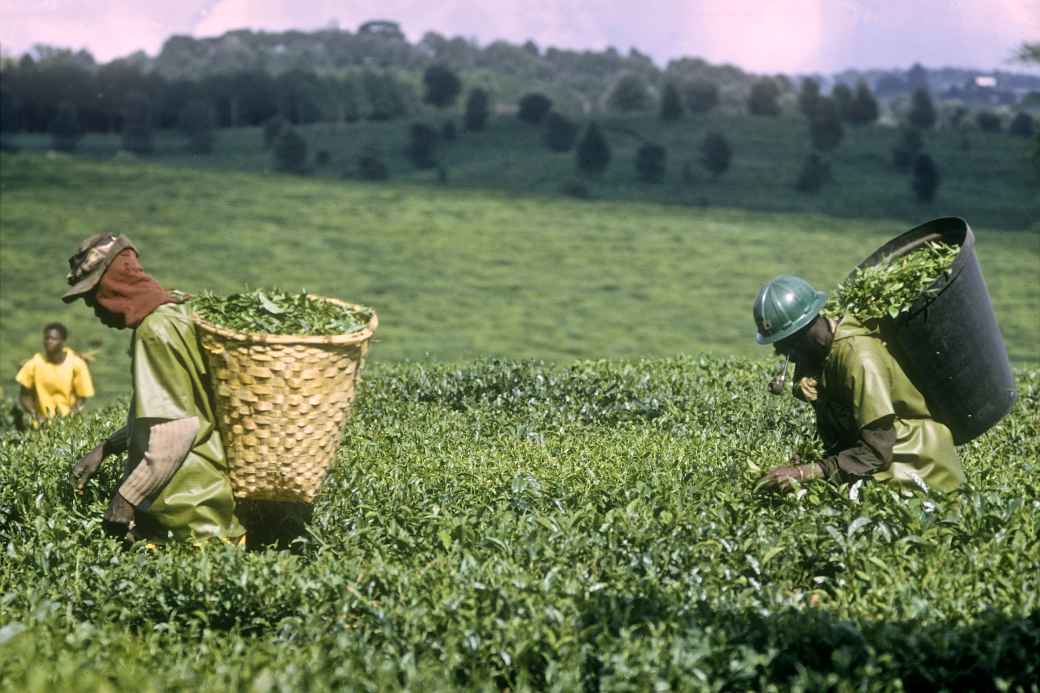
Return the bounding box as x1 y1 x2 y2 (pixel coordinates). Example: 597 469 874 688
15 358 35 390
132 328 197 422
72 357 95 398
846 349 896 430
819 416 896 482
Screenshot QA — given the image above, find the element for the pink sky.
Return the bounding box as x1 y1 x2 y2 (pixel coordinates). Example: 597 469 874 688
1 0 1037 73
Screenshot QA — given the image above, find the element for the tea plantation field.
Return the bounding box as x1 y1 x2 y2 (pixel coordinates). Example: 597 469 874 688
2 153 1037 409
1 358 1038 690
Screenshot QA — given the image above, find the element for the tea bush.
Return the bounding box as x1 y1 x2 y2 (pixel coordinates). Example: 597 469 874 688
1 357 1038 690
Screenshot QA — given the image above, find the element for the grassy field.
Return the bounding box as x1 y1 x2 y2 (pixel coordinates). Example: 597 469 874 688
2 149 1038 408
1 359 1038 690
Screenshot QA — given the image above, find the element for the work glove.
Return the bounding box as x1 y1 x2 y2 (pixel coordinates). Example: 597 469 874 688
758 462 824 492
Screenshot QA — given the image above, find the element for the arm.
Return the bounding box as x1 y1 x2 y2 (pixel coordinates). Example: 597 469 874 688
71 425 130 492
18 386 41 425
817 415 896 483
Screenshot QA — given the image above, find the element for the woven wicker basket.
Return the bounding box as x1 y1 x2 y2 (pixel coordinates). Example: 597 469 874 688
192 297 378 504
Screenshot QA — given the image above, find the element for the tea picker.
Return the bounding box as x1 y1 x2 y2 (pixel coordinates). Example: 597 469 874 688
753 218 1016 494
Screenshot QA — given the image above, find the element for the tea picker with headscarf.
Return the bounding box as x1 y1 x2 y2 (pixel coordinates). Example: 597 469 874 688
752 275 964 494
64 234 245 543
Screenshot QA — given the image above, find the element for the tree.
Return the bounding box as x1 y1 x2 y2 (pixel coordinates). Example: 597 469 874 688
659 83 683 121
363 71 410 121
892 128 924 171
263 114 287 148
907 88 936 130
635 143 667 182
422 65 462 109
464 88 490 132
798 78 821 118
795 152 831 193
700 132 732 178
273 128 308 173
975 111 1002 133
748 78 781 116
357 145 389 181
608 73 652 112
441 119 457 141
544 111 578 152
517 93 552 124
177 98 216 154
912 153 940 202
808 96 844 152
48 101 82 152
684 80 719 114
406 123 439 169
576 122 610 175
121 92 154 154
831 83 852 121
1009 112 1036 138
847 81 879 126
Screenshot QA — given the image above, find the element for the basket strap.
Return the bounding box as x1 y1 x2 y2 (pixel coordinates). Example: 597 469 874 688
119 416 200 508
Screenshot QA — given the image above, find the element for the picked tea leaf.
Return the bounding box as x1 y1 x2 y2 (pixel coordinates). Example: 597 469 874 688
823 241 958 322
191 288 371 336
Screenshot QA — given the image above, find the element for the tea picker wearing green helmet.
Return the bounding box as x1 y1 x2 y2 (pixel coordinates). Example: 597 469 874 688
752 275 963 494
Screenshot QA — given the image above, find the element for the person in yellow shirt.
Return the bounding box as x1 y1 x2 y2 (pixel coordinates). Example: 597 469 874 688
16 322 95 427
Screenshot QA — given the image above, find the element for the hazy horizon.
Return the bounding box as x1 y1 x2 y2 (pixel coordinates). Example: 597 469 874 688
1 0 1038 75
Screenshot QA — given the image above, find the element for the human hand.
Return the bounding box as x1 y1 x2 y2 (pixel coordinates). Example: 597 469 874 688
758 462 824 492
71 443 107 493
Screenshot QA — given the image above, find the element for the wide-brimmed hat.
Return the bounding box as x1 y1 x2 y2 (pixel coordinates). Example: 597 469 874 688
62 233 137 303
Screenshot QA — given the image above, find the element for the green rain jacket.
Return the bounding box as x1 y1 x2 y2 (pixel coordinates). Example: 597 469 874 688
123 303 245 541
812 316 964 493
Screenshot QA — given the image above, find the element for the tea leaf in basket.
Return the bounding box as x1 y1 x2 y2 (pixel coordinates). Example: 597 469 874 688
191 288 371 336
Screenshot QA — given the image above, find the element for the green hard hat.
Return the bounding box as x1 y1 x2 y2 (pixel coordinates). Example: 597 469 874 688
753 275 827 345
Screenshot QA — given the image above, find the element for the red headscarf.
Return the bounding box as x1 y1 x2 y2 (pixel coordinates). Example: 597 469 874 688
94 250 175 328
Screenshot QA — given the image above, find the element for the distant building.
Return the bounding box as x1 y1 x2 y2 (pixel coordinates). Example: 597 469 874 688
358 21 405 41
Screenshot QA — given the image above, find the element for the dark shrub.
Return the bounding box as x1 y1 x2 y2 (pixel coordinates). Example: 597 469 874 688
263 114 287 148
576 122 611 174
908 88 936 130
518 93 552 124
659 83 683 121
357 146 389 181
847 81 879 126
976 111 1002 132
464 88 490 131
422 65 462 109
795 152 831 193
544 111 578 152
798 78 821 118
48 101 82 152
406 123 439 169
892 128 924 171
831 84 852 120
273 128 308 173
608 73 652 112
441 119 457 141
748 79 781 116
809 96 844 152
1010 112 1036 138
685 80 719 114
315 149 331 167
122 92 154 154
912 153 940 202
701 132 732 178
635 143 667 182
177 99 216 154
559 178 591 199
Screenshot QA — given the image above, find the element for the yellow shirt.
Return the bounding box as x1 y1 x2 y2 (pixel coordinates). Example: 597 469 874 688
15 348 95 418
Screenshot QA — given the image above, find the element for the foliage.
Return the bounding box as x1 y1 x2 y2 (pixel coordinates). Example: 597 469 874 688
262 114 287 149
700 131 732 178
272 128 308 174
544 111 578 153
314 149 331 167
362 71 411 122
464 88 490 132
1009 112 1035 138
575 122 610 175
846 81 879 126
190 288 371 336
356 145 389 181
912 153 941 203
892 128 924 171
748 79 781 117
517 93 552 124
795 153 831 194
659 83 683 121
1 357 1039 690
422 65 462 110
975 111 1002 133
635 143 667 183
406 123 440 169
831 83 852 121
121 92 154 155
47 101 81 152
908 88 937 130
608 73 652 113
683 80 719 114
798 78 821 118
441 119 457 142
177 98 216 154
808 96 844 152
823 241 958 321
